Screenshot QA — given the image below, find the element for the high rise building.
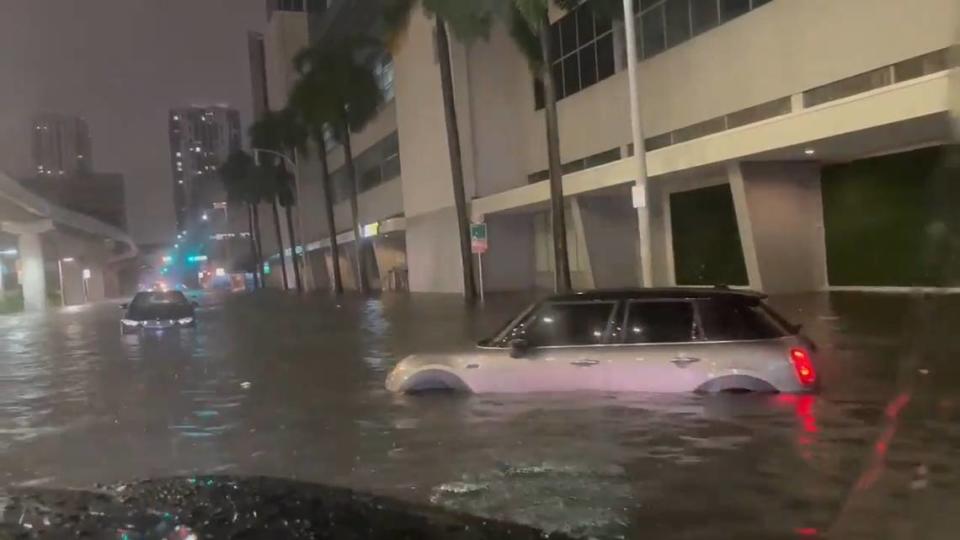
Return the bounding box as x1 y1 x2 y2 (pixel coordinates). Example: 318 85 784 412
168 106 241 231
32 113 93 177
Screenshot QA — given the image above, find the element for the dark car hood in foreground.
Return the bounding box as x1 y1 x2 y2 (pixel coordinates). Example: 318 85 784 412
0 476 576 539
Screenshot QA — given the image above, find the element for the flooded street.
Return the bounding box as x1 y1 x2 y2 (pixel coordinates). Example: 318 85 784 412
0 291 958 539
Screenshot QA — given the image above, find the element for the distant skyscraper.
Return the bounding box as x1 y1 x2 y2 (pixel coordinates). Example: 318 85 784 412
168 106 241 231
32 113 92 177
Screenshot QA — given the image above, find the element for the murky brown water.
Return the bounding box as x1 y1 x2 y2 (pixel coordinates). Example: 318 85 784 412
0 290 957 538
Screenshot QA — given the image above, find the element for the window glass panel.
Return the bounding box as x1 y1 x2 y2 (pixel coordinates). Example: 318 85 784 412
624 301 696 343
577 8 595 46
594 11 612 36
665 0 691 47
519 302 615 347
533 78 545 110
560 12 578 55
690 0 719 35
720 0 750 21
640 0 662 9
563 53 581 96
596 33 615 80
550 23 562 60
641 5 665 58
751 0 772 6
697 299 789 340
579 43 598 89
552 62 565 100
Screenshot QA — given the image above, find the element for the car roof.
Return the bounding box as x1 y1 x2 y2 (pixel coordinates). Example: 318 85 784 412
546 287 766 302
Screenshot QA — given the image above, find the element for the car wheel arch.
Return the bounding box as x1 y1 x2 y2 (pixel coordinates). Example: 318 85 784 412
400 369 471 393
696 374 778 394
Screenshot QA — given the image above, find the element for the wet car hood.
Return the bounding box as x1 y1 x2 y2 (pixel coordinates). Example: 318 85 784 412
126 305 193 321
0 476 576 539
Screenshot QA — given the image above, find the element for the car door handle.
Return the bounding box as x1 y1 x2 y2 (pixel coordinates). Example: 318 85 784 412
671 356 701 367
571 359 600 367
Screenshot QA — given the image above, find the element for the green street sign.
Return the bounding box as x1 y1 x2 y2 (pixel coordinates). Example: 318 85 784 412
470 222 488 254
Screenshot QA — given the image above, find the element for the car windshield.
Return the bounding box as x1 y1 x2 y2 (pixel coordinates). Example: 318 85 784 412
131 291 189 308
1 0 957 538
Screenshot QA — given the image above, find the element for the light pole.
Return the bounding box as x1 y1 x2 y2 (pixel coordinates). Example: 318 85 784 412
622 0 654 287
58 257 75 307
252 147 312 291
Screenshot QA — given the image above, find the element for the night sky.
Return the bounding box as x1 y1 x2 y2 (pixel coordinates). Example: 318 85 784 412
0 0 266 244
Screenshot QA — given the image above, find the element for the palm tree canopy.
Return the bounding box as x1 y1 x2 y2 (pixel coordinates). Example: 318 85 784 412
250 108 309 156
218 150 270 206
290 38 384 138
383 0 501 46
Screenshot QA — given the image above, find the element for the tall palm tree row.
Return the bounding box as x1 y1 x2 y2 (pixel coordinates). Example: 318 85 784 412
289 38 384 294
382 0 500 302
218 150 268 288
250 109 309 293
383 0 589 295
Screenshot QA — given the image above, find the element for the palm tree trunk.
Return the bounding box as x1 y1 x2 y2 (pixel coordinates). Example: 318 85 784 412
247 203 261 289
271 198 289 290
285 204 303 293
318 142 344 294
539 14 572 293
252 203 266 287
341 115 370 293
435 18 478 302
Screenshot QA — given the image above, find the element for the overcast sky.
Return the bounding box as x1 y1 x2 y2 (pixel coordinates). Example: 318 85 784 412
0 0 265 244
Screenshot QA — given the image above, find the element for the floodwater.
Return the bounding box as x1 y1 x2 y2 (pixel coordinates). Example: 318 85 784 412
0 290 958 539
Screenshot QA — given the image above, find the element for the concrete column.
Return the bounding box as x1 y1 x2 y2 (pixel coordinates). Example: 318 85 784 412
2 220 54 312
729 161 828 294
18 232 46 312
578 192 642 288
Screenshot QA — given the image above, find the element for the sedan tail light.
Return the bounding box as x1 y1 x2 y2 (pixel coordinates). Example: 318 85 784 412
789 347 817 386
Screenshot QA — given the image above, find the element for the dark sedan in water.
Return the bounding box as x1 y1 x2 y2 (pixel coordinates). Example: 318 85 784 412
120 290 197 334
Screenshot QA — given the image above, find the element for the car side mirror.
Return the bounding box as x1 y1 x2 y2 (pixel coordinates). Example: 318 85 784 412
119 303 128 309
509 338 530 358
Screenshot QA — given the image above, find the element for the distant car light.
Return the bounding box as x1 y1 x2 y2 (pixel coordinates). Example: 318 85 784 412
178 317 194 325
121 319 141 327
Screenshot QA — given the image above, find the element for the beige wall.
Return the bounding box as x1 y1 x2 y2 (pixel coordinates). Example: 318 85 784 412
264 12 309 111
394 8 457 218
516 0 957 178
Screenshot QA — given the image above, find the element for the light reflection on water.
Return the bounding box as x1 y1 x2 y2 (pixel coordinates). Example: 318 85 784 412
0 291 957 538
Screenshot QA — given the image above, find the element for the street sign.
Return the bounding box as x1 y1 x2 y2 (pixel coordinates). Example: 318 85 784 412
470 223 488 254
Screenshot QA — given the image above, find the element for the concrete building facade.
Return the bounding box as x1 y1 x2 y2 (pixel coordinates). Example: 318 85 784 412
257 0 958 295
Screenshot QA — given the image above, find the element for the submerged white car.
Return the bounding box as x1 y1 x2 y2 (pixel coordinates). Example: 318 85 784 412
386 288 820 394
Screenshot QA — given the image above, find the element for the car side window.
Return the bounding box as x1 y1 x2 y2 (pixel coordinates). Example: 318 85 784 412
622 300 697 344
510 301 616 347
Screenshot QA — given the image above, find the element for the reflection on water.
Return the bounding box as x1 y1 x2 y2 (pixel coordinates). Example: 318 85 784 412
0 290 958 538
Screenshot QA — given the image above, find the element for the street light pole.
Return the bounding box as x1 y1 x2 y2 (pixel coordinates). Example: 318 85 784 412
622 0 654 287
252 147 312 291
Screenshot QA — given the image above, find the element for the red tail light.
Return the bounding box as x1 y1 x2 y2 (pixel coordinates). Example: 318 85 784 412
790 348 817 386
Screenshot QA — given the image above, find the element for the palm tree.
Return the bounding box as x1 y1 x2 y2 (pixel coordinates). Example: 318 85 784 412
250 109 310 293
273 160 303 293
218 150 266 288
505 0 582 293
290 38 384 294
383 0 498 302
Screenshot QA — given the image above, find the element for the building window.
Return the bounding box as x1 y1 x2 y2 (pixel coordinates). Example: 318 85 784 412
373 55 395 102
330 132 401 202
635 0 772 60
534 1 616 107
